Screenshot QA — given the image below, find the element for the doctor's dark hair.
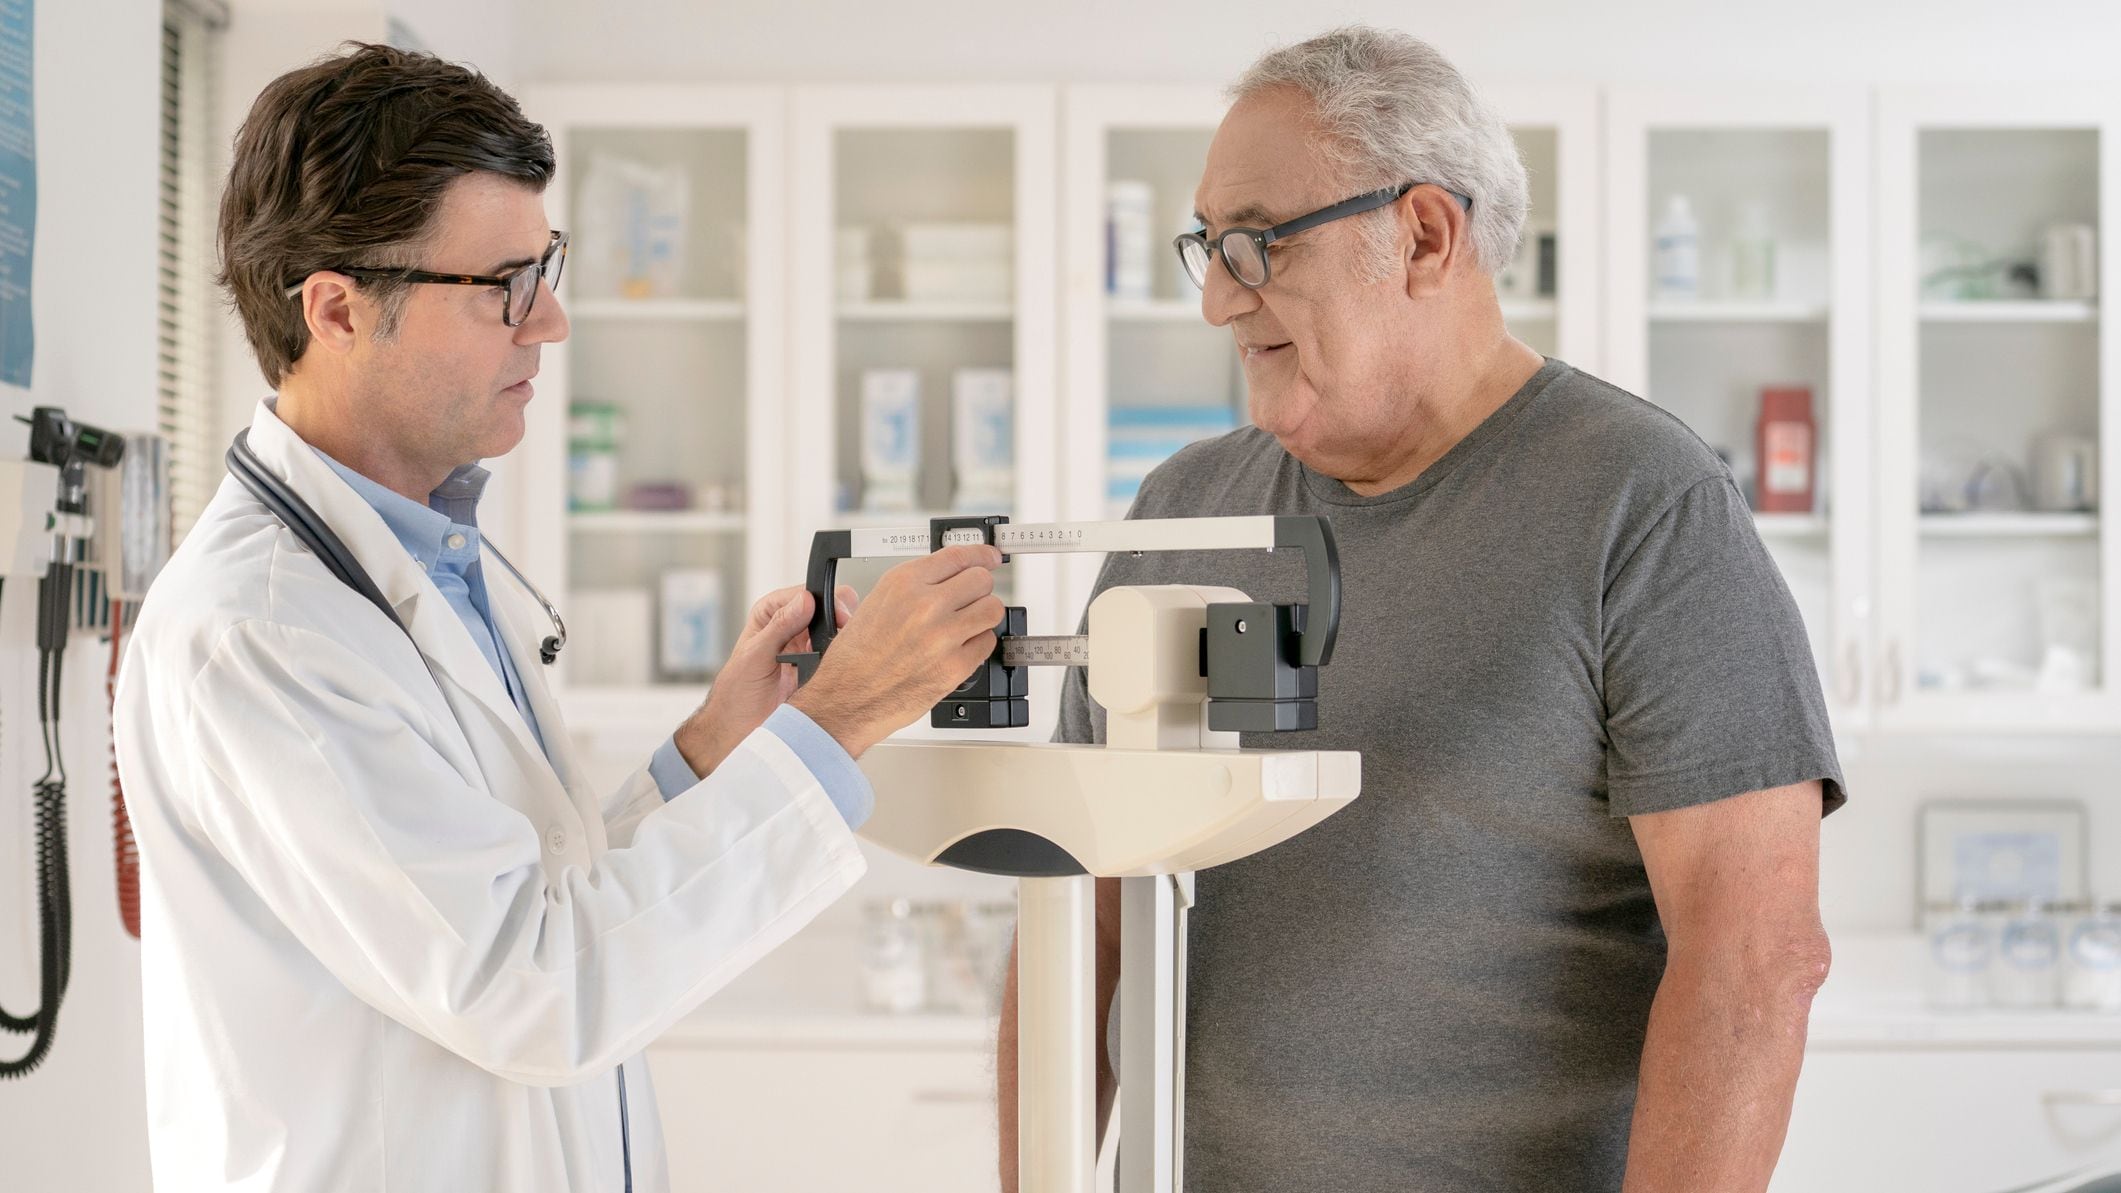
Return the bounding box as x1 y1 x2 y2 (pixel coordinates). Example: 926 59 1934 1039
217 42 555 388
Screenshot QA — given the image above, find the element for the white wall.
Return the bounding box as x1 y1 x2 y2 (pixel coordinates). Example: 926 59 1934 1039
0 0 164 1189
386 0 512 85
512 0 2121 88
211 3 386 472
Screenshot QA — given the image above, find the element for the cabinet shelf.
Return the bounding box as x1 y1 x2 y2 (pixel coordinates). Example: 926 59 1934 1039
1755 513 1829 538
1650 300 1829 323
1918 300 2098 324
838 300 1014 322
1501 298 1559 322
1918 512 2099 538
569 510 749 534
830 508 1010 529
1106 298 1205 323
570 298 745 322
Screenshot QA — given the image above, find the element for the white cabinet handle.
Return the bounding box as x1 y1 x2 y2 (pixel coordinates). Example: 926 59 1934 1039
1837 641 1863 707
1881 639 1902 706
2044 1089 2121 1107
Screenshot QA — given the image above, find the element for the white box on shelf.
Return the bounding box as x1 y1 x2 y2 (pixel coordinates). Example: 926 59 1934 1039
1104 404 1238 517
659 568 725 680
836 261 873 302
1105 180 1155 302
951 367 1014 511
860 368 921 512
573 151 690 301
896 221 1011 261
569 589 654 687
836 225 873 301
902 260 1013 302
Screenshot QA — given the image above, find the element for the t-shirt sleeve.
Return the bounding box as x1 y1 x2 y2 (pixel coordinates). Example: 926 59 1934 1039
1600 475 1846 818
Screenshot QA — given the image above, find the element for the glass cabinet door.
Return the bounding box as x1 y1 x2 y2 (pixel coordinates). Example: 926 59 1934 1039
1877 91 2120 731
525 87 787 729
1914 129 2101 701
792 88 1060 740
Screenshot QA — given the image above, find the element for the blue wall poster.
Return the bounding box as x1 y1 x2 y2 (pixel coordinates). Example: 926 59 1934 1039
0 0 32 390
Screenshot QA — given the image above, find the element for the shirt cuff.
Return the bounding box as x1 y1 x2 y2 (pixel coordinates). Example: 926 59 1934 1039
649 736 703 802
763 705 874 830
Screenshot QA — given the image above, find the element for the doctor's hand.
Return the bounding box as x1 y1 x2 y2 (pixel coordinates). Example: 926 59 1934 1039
674 583 857 778
791 544 1006 759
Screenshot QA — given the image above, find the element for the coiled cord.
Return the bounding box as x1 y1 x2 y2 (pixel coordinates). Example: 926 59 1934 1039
109 599 137 939
1 568 77 1077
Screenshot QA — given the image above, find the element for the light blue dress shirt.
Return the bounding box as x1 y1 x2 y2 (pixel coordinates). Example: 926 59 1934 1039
316 451 871 828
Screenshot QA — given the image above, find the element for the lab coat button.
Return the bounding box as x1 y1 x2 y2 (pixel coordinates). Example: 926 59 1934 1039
545 826 567 855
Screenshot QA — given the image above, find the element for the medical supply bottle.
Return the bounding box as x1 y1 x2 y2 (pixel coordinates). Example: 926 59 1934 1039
1654 194 1699 299
1755 386 1817 514
1731 200 1777 300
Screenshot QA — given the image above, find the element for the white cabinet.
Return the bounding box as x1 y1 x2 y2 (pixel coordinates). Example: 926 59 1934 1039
521 85 790 733
1605 85 2121 737
649 1039 999 1193
501 80 2121 741
1775 1047 2121 1191
1875 87 2121 733
1604 87 1875 732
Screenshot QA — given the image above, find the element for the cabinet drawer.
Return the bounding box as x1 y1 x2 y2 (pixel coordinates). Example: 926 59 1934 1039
1773 1049 2121 1192
648 1044 999 1193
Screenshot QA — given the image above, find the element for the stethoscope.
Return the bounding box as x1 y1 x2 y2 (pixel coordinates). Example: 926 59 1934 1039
226 429 568 664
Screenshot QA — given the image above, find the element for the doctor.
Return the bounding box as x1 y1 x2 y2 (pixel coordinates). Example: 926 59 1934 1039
113 43 1004 1193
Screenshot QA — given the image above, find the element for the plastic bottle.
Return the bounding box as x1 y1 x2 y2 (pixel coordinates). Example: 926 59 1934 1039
1654 194 1700 300
1105 181 1154 302
1755 386 1817 514
1731 200 1777 300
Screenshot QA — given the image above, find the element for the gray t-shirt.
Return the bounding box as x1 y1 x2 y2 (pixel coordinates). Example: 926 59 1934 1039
1058 357 1844 1191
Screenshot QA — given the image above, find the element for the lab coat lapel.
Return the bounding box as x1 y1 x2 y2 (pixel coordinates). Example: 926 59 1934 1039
242 403 560 786
484 565 603 832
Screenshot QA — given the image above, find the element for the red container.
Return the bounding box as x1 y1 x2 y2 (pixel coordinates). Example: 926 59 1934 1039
1755 386 1816 513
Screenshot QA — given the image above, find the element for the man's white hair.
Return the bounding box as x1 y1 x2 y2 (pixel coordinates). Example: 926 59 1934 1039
1231 26 1529 279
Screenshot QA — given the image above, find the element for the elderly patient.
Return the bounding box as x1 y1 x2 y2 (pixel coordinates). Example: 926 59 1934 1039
998 25 1843 1193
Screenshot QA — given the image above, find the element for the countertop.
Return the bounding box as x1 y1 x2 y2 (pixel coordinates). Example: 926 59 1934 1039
653 928 2121 1052
1808 933 2121 1048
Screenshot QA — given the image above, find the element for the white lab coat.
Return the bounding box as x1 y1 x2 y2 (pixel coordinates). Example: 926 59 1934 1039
113 401 868 1192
